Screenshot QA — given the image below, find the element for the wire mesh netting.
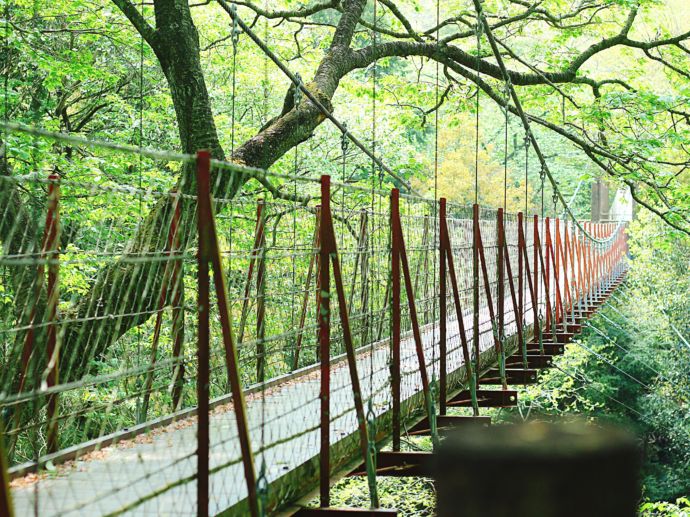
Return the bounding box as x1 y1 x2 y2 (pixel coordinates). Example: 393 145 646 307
0 124 629 516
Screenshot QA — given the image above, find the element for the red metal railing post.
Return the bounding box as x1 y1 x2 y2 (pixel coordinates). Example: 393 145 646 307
0 419 14 517
500 218 524 367
556 219 572 327
518 217 540 352
497 209 505 349
195 151 212 517
321 181 372 484
143 188 182 420
318 176 331 506
292 206 320 371
474 207 504 388
238 200 267 346
533 215 539 322
565 221 576 320
518 212 524 328
534 221 554 343
544 217 558 330
393 189 432 421
554 218 561 324
473 205 481 389
391 190 401 451
583 222 590 305
206 162 259 517
439 198 447 415
197 151 259 517
256 200 267 382
440 202 476 414
549 220 564 330
170 192 185 411
45 173 60 454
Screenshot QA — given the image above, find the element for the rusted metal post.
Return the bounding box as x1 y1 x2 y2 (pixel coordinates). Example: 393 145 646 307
549 222 563 327
557 219 571 327
356 210 370 350
45 173 60 454
439 199 448 414
195 151 212 517
206 169 259 517
414 217 431 322
440 201 476 415
238 200 266 345
392 191 432 412
565 222 576 321
142 190 182 421
472 205 481 387
256 200 267 382
534 224 554 343
474 209 505 389
500 223 524 367
319 176 332 506
497 209 505 353
557 220 567 324
533 215 539 323
544 218 553 331
581 222 592 302
170 195 185 411
518 213 524 329
292 207 320 371
518 219 540 350
322 183 371 476
0 421 14 517
391 189 402 451
555 218 562 324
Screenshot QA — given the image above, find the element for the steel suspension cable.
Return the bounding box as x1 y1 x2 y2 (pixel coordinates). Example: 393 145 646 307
474 23 481 205
503 83 509 211
135 0 145 424
365 1 379 508
230 5 240 159
552 364 645 419
427 0 441 448
256 4 270 512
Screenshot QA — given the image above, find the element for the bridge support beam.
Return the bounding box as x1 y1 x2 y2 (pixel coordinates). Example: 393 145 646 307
448 389 518 408
408 415 491 437
295 509 397 516
480 368 538 385
349 452 435 478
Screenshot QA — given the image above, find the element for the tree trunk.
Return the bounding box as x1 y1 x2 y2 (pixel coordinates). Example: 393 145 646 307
58 0 364 380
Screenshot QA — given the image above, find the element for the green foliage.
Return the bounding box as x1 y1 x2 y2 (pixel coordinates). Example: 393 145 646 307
640 498 690 517
1 0 690 512
328 476 435 515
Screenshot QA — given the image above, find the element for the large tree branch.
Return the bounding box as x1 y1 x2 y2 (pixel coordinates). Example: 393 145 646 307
348 4 689 88
111 0 158 49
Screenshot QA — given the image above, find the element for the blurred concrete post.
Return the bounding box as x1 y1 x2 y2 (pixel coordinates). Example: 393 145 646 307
436 421 640 517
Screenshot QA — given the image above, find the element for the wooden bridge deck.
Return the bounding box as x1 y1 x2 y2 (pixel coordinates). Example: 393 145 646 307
10 302 524 516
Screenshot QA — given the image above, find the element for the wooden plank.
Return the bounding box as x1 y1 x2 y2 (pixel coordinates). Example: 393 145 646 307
350 452 434 478
448 389 518 408
526 342 565 355
295 507 397 516
505 355 553 369
480 369 538 385
408 415 491 436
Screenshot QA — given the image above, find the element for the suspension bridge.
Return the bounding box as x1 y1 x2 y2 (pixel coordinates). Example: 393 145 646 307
0 0 636 514
0 124 628 516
